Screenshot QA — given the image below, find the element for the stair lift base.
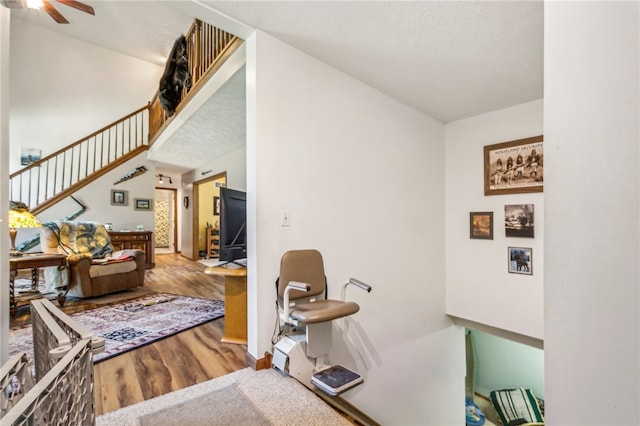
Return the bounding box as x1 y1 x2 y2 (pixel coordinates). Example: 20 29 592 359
272 324 363 396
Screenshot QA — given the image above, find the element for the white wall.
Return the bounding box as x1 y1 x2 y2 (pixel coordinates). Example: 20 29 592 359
247 31 463 425
12 153 158 251
544 2 639 424
471 330 544 399
445 100 544 339
9 19 161 173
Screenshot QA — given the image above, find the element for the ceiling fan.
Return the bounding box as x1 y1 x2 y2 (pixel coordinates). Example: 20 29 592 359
1 0 94 24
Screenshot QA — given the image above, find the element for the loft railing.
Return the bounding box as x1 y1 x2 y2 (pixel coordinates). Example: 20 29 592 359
10 19 242 216
148 19 242 142
9 106 150 215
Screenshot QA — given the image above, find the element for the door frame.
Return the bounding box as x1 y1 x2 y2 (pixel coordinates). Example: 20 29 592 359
192 171 227 260
155 187 178 253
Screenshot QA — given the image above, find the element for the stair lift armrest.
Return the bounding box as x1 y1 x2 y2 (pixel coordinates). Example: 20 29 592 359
341 278 372 301
283 281 311 325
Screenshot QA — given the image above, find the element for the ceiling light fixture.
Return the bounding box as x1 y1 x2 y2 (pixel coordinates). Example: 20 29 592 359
26 0 43 8
156 174 173 185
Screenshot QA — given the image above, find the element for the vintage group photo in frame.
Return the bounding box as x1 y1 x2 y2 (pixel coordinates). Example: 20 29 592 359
484 135 543 196
469 212 493 240
505 204 534 238
508 247 532 275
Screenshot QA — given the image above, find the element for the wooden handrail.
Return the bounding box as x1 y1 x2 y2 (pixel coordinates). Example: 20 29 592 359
9 19 242 216
148 19 241 142
10 106 150 213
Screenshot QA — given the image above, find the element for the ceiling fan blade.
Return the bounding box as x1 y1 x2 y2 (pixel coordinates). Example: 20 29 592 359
56 0 95 16
42 0 69 24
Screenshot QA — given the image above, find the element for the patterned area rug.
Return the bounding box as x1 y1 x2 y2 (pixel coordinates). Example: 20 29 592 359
9 293 224 363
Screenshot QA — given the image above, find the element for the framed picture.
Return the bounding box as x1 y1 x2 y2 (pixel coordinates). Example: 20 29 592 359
111 189 128 206
134 198 152 211
20 148 41 166
484 135 543 196
214 196 220 215
469 212 493 239
505 204 534 238
508 247 532 275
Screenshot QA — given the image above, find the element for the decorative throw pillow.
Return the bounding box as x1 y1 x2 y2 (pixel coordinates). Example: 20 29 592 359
490 388 544 426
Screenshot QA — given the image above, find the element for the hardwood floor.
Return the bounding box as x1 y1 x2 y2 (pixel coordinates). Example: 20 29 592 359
10 253 248 416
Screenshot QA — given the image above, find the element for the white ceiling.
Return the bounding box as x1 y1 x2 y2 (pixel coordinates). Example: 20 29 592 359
8 0 544 173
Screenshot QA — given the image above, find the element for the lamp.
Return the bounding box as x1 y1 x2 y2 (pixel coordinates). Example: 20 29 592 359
8 201 41 256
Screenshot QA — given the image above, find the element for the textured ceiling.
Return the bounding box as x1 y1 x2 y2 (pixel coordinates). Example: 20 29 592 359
203 0 544 123
149 66 246 169
7 1 544 174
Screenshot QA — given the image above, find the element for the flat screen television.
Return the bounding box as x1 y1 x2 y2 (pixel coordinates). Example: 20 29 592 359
218 187 247 266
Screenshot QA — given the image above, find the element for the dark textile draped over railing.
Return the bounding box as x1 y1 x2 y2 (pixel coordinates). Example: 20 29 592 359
148 19 241 142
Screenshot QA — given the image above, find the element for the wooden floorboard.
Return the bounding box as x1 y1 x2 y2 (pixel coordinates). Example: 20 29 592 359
10 253 248 416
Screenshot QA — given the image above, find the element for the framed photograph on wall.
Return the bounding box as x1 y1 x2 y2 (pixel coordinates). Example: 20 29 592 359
134 198 152 211
484 135 543 195
214 196 220 215
505 204 534 238
469 212 493 239
20 148 42 166
111 189 128 206
508 247 532 275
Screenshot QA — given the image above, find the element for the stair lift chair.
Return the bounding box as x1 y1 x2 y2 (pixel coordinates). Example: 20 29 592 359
272 249 372 395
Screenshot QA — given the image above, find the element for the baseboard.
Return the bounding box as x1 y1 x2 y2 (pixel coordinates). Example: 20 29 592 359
246 351 272 370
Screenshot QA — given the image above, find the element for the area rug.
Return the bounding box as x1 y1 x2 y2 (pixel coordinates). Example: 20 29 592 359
96 368 352 426
82 287 157 304
9 293 224 364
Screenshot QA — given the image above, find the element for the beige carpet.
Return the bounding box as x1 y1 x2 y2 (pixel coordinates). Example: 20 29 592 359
138 384 269 426
97 368 352 426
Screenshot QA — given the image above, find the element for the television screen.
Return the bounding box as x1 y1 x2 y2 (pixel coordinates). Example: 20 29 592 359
218 187 246 265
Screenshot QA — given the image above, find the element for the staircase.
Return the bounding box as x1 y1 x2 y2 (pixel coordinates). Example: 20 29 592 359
10 19 242 216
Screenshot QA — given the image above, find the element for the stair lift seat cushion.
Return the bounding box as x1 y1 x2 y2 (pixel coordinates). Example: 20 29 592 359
41 221 145 298
290 300 360 324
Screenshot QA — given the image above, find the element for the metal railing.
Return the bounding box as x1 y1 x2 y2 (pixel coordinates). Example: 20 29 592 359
0 299 104 425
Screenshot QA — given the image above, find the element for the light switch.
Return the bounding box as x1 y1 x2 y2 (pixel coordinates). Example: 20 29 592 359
280 210 290 226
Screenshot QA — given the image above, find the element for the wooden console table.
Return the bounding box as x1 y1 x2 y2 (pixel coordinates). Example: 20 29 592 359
204 266 247 345
9 253 67 317
109 231 155 269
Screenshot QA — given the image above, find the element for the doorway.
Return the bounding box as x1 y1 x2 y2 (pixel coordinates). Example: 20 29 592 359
154 187 178 254
192 172 227 260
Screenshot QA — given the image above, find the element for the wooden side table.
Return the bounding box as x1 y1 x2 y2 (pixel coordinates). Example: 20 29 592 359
204 265 247 345
9 253 67 317
109 231 155 269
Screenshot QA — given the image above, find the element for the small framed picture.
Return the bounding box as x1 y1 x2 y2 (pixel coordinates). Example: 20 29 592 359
21 148 42 166
505 204 534 238
214 196 220 215
134 198 152 211
469 212 493 239
111 189 128 206
508 247 532 275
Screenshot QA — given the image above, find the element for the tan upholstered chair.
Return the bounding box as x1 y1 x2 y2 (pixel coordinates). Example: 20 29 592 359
41 221 145 298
